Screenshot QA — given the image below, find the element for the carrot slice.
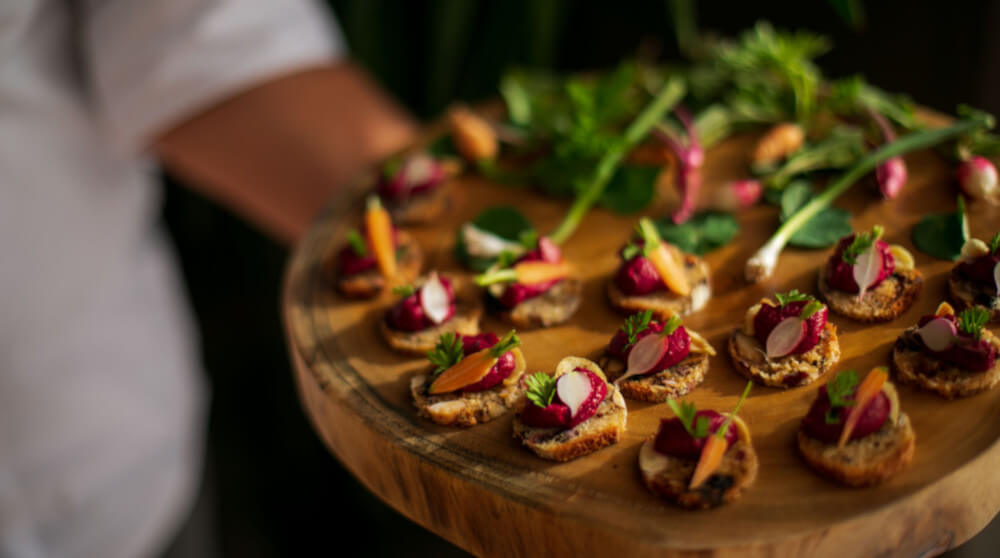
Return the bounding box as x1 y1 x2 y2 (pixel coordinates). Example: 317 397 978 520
365 197 397 279
648 243 691 296
514 261 571 285
838 367 889 448
689 435 727 490
427 349 497 394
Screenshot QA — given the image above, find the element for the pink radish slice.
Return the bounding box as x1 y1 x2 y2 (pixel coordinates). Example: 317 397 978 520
994 261 1000 296
765 317 806 358
852 247 883 300
556 372 594 417
618 334 669 384
420 273 450 324
916 317 958 352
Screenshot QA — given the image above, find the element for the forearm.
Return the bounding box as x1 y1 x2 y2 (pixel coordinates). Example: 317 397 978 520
155 62 417 243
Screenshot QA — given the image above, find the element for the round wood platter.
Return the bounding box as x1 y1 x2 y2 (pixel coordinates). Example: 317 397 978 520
283 128 1000 557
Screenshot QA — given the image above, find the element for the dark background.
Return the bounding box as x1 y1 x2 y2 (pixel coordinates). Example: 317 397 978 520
161 1 1000 556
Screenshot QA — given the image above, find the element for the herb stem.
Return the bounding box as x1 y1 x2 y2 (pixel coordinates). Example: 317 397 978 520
549 77 686 244
475 268 517 286
746 114 993 282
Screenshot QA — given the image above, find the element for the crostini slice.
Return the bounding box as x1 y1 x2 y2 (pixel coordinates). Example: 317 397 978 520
947 234 1000 323
380 272 483 356
333 196 423 298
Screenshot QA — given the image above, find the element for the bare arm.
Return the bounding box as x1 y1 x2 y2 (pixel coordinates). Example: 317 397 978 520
155 62 417 243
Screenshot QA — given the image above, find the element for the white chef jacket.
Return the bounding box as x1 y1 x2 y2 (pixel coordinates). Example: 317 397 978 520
0 1 341 557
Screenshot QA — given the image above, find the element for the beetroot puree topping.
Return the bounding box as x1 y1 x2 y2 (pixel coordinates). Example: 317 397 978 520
753 300 827 355
386 277 456 331
376 155 444 201
456 333 518 393
653 410 738 459
338 227 400 276
826 234 895 293
521 368 607 428
607 321 691 373
498 237 564 308
955 247 1000 285
801 385 890 443
614 239 665 295
915 314 997 372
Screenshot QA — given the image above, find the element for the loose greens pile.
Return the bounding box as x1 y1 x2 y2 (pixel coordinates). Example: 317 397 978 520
445 19 995 276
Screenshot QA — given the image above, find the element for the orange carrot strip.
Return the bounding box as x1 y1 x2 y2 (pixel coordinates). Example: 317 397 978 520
427 349 497 394
838 367 889 448
365 198 397 279
514 261 571 285
689 435 727 490
648 243 691 296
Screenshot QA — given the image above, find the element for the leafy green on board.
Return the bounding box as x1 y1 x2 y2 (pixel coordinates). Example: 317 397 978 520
653 212 739 255
600 165 661 214
912 197 969 261
778 181 852 248
454 206 536 271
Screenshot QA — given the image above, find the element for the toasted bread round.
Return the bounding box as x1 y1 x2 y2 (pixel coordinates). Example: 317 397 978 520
728 323 841 388
606 254 712 319
411 348 527 427
797 413 915 487
383 181 454 226
947 272 1000 324
604 352 709 402
891 327 1000 398
639 437 758 510
379 275 483 356
334 231 423 299
497 278 583 329
512 357 627 462
818 266 923 323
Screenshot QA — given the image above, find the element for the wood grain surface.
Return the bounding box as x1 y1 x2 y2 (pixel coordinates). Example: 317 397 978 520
283 127 1000 557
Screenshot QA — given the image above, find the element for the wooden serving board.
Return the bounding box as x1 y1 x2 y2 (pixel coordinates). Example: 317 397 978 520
283 128 1000 558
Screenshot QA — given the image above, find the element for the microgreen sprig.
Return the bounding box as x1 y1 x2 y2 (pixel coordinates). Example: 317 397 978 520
824 369 860 424
392 284 416 297
426 333 465 376
957 307 990 340
842 225 884 265
714 381 753 440
621 310 654 349
346 229 368 257
662 315 683 336
800 300 825 320
989 231 1000 253
525 372 557 408
665 399 710 439
491 330 521 357
774 289 810 307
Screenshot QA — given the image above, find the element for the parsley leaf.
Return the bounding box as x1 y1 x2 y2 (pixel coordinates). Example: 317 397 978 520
990 231 1000 253
621 242 642 261
525 372 557 408
824 370 859 424
841 225 884 265
621 310 654 348
346 229 367 257
958 307 990 340
426 333 464 376
391 284 416 297
666 399 709 439
490 330 521 357
774 289 810 306
662 315 683 336
800 299 825 320
653 212 740 255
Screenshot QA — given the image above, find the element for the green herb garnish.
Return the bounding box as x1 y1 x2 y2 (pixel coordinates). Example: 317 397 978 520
958 307 990 340
778 181 853 249
989 231 1000 253
525 372 557 408
824 369 859 424
490 330 521 357
800 299 824 320
426 333 464 376
346 229 367 257
665 399 710 439
714 381 754 439
841 225 884 265
621 242 642 261
912 196 969 261
774 289 810 306
391 284 416 297
662 315 683 336
621 310 654 349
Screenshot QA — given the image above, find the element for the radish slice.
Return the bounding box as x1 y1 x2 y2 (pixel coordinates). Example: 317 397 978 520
852 247 883 300
994 261 1000 296
420 273 450 324
461 223 523 258
402 154 437 187
916 317 958 352
765 317 806 358
556 372 593 417
617 334 668 384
